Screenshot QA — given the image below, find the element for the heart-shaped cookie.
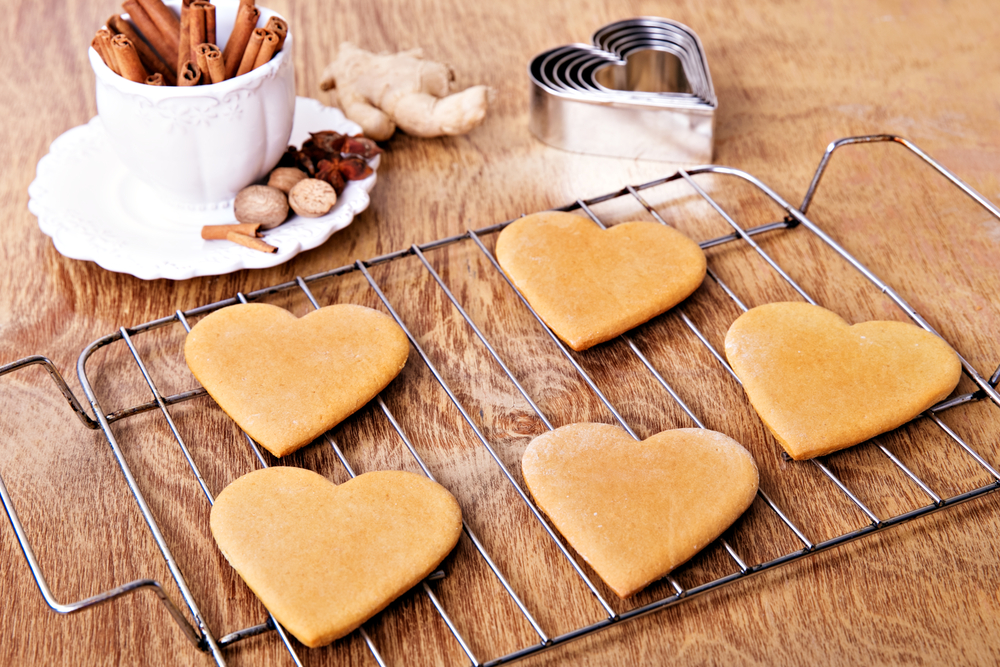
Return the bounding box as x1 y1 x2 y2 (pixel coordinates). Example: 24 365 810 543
184 303 409 457
495 212 706 351
210 467 462 648
724 302 962 460
521 423 758 598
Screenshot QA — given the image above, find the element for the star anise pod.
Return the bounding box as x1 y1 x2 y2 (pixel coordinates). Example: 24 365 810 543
315 159 346 195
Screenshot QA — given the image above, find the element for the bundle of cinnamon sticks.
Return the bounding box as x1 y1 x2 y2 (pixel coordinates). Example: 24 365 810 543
91 0 288 86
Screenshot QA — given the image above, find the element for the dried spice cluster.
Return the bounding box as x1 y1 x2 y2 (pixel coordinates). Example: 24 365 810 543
201 130 382 253
276 131 382 196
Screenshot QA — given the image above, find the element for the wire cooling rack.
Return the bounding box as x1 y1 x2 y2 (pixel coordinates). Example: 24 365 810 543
2 135 999 666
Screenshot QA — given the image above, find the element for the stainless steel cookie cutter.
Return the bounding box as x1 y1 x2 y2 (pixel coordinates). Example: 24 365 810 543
529 17 717 163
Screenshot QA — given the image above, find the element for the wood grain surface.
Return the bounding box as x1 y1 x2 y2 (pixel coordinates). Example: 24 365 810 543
2 0 1000 665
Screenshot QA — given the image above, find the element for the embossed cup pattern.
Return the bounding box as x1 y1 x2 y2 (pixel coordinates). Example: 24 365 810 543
89 2 295 210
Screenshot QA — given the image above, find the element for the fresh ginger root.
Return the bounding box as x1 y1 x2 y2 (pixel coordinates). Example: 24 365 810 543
319 43 491 141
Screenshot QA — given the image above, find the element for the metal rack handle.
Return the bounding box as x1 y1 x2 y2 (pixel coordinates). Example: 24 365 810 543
0 356 208 652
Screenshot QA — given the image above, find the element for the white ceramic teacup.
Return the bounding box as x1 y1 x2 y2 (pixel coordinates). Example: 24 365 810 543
88 1 295 210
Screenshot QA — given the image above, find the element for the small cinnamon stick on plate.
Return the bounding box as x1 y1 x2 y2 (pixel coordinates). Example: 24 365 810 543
226 231 276 253
201 223 261 240
146 72 165 85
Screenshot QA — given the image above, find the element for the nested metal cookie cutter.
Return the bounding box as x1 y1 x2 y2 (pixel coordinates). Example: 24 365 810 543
529 17 717 163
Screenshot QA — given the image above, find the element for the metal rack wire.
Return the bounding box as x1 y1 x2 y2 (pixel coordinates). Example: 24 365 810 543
2 135 999 665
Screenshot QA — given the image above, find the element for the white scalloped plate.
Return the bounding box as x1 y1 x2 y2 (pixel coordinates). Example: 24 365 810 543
28 97 377 281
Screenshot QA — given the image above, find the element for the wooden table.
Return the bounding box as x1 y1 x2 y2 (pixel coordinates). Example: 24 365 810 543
2 0 999 664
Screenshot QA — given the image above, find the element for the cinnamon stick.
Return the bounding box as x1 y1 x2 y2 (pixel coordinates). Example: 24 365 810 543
111 34 148 83
201 223 261 240
146 73 165 85
134 0 180 52
187 3 205 66
222 3 259 79
91 35 111 70
178 1 191 73
205 3 216 45
194 1 215 45
178 60 201 86
108 14 176 82
264 16 287 51
252 30 278 70
122 0 178 71
226 231 276 253
93 29 119 74
236 28 266 77
195 43 225 84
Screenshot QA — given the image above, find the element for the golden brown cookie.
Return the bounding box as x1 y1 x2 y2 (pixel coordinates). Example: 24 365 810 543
494 212 706 351
210 467 462 648
724 302 962 460
184 303 408 457
521 423 758 598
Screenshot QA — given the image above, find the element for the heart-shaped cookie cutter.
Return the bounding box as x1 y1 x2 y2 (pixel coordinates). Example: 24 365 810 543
529 17 716 162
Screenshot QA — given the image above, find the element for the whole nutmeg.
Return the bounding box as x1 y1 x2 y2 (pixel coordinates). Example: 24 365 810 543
288 179 337 218
234 185 288 229
267 167 308 193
